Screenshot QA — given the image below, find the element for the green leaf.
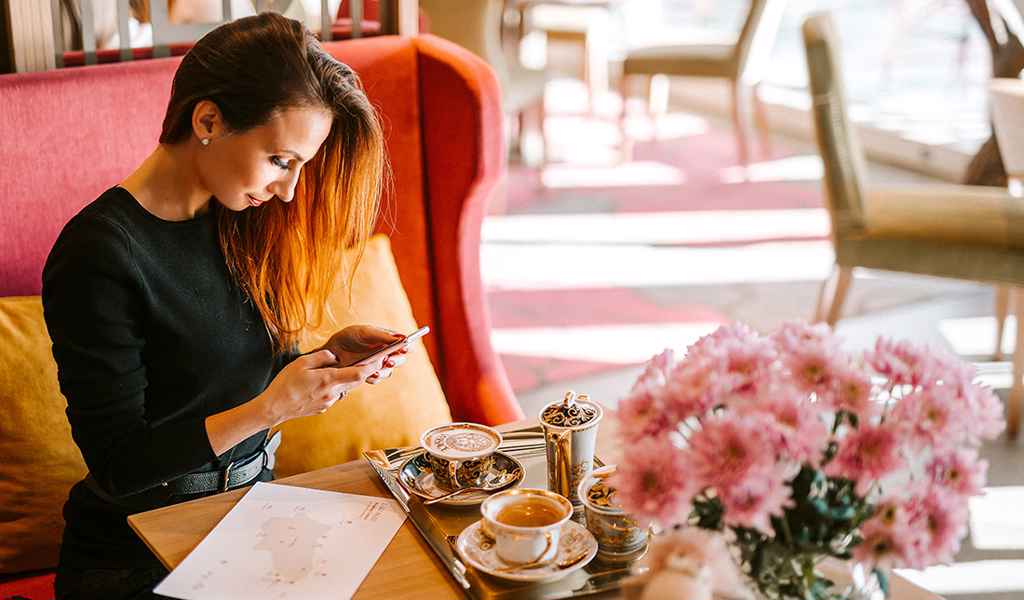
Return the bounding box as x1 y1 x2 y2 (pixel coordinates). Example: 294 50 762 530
827 504 856 520
875 568 890 597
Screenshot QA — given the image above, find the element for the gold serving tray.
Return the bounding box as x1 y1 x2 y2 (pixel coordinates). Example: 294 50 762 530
363 425 639 599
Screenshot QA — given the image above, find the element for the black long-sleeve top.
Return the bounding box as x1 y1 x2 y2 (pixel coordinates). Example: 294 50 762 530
42 186 293 569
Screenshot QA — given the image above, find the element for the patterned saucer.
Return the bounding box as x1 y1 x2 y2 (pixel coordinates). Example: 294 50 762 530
455 519 598 583
398 451 524 507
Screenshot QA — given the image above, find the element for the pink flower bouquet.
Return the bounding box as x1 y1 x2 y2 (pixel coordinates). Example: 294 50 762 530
611 322 1004 599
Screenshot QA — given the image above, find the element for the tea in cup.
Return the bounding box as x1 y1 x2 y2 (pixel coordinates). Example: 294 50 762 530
420 422 502 491
481 488 573 565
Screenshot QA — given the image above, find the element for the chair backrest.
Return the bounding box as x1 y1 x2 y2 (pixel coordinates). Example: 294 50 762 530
990 78 1024 185
801 12 868 237
735 0 787 81
418 0 508 91
0 34 521 424
56 1 344 67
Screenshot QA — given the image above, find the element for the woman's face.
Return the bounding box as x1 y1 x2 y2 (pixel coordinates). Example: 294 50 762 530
196 105 333 211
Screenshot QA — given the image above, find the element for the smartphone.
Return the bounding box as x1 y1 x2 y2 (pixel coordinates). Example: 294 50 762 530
346 325 431 367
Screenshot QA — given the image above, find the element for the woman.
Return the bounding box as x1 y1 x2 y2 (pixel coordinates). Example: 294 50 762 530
42 13 404 599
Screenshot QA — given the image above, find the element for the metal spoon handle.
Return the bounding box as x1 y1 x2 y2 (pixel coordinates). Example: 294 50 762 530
424 485 487 505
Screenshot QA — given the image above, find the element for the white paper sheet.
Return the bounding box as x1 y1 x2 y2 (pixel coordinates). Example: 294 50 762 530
154 482 406 600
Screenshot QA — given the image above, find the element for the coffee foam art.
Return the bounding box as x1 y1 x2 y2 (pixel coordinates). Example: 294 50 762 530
423 425 500 459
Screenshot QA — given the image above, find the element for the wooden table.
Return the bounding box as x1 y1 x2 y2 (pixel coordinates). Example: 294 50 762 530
129 419 942 600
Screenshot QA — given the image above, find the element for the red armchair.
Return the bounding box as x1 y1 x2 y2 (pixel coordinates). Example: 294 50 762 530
0 33 521 596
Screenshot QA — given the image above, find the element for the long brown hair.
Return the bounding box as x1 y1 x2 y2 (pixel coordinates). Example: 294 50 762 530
159 13 386 352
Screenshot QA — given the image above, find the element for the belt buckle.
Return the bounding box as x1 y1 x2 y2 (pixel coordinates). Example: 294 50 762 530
220 461 235 492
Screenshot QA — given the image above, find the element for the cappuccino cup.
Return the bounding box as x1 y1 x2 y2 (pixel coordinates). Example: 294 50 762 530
420 422 502 491
481 488 572 565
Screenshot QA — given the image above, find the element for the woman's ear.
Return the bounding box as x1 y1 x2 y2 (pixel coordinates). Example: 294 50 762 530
191 100 224 143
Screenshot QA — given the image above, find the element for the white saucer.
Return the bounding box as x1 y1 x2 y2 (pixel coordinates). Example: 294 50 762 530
455 519 598 583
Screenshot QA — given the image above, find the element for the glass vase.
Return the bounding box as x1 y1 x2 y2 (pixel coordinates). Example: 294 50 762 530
741 558 888 600
844 562 888 600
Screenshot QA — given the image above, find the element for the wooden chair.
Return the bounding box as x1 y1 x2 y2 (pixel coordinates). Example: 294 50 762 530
619 0 787 165
803 12 1023 439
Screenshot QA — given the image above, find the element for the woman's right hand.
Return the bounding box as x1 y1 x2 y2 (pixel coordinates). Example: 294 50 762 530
257 349 384 427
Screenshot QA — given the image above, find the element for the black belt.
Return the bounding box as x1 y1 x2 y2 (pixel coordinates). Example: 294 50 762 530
167 430 281 495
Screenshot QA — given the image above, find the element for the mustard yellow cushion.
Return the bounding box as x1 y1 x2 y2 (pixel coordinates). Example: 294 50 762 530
272 234 452 477
0 296 88 573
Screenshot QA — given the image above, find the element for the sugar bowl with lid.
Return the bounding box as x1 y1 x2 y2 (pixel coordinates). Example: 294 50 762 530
539 390 602 510
577 465 649 562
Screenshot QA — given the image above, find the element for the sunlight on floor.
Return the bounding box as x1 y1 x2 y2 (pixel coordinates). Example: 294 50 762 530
620 111 712 142
719 154 824 184
540 161 686 188
897 561 1024 595
938 315 1013 357
969 486 1024 550
482 241 835 290
544 116 624 148
483 209 829 245
491 321 723 363
545 110 712 145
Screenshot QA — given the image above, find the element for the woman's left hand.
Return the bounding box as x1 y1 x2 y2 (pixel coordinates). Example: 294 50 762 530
318 325 409 384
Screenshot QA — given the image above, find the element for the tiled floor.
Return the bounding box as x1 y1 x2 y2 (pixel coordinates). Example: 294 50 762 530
485 78 1024 598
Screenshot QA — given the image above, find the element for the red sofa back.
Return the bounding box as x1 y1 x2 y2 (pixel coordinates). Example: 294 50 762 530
0 34 521 425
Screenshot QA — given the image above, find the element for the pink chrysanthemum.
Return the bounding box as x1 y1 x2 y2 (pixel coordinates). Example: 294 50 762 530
617 385 676 440
824 424 904 496
685 323 775 404
617 350 680 439
829 362 875 420
610 435 695 527
772 321 851 402
927 449 988 497
720 338 777 402
692 322 763 351
853 517 912 569
757 390 830 467
634 349 676 390
865 338 950 388
962 383 1006 442
741 375 830 465
662 354 725 421
779 342 838 399
890 385 965 450
771 321 842 356
688 414 774 492
901 490 969 568
872 494 909 529
614 321 987 577
942 356 978 392
719 466 794 535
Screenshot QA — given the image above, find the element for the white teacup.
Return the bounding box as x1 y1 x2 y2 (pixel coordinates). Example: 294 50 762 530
480 488 572 566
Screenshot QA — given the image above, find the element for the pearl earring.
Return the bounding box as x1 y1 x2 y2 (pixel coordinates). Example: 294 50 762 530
201 138 210 146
